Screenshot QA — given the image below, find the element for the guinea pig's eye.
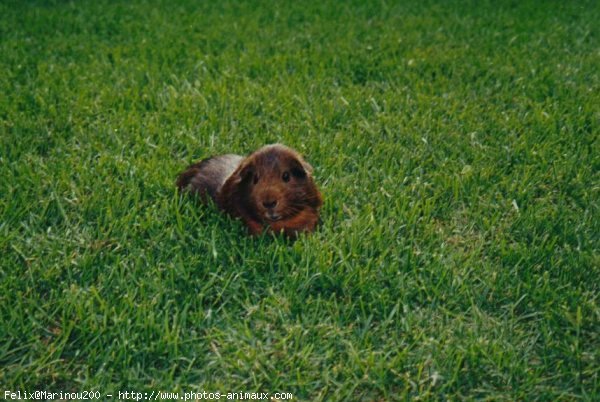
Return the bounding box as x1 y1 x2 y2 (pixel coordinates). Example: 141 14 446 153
282 171 290 182
253 174 259 184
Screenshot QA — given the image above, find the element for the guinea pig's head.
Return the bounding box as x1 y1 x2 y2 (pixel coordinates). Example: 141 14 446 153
235 144 322 222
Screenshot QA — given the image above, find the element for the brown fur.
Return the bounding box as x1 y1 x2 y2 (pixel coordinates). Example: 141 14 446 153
177 144 322 237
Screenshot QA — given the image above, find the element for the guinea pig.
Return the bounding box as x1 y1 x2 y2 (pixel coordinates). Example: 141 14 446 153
176 144 322 237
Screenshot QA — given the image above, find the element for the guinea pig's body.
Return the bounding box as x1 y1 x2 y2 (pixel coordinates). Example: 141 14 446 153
177 144 322 237
176 154 244 202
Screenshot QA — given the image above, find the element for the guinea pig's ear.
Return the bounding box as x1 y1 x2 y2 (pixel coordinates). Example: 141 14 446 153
290 157 313 179
218 159 255 212
234 160 255 184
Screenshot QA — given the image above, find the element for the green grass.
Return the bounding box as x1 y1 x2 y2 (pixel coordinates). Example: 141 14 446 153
1 0 599 399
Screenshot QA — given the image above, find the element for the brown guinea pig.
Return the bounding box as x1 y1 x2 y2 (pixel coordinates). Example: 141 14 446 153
176 144 323 237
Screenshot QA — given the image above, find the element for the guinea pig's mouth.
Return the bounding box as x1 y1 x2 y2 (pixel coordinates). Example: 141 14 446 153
264 212 282 222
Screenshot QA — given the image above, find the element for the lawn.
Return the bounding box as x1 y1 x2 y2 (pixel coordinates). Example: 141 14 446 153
1 0 598 400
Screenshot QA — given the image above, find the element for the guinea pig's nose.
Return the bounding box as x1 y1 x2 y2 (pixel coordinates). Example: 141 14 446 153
262 200 278 209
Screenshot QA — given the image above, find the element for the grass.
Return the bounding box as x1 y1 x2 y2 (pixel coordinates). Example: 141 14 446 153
1 0 598 399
